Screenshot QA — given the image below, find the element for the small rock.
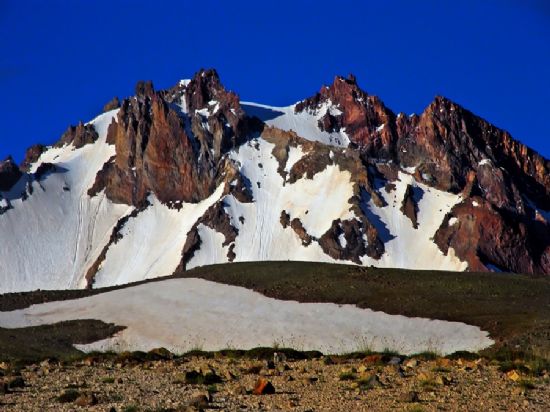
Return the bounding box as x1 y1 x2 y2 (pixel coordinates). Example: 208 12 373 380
363 354 383 365
403 358 418 369
75 393 98 407
387 356 402 365
0 382 10 395
400 391 420 403
363 374 383 388
253 378 275 395
187 391 210 409
8 376 25 389
436 358 452 368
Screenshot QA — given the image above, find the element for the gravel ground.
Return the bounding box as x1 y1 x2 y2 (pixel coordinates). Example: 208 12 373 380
1 353 548 411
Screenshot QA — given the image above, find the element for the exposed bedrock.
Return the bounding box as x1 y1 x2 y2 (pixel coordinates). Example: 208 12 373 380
318 218 382 264
20 144 46 172
295 74 397 159
102 96 120 112
434 198 550 275
55 122 99 149
400 184 419 229
89 69 259 207
290 218 313 246
177 199 239 270
297 75 549 214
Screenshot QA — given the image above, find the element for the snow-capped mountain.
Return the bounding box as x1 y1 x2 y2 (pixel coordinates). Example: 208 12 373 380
0 69 548 293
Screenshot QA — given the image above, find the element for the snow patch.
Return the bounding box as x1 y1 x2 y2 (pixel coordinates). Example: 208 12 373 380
93 185 225 287
242 102 350 148
0 278 494 355
284 145 304 173
0 110 132 293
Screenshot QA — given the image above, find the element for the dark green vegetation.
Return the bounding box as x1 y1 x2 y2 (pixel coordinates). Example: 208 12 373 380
1 261 549 363
0 320 124 363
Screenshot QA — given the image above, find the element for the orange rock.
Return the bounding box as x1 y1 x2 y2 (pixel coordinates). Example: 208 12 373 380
253 377 275 395
363 354 383 365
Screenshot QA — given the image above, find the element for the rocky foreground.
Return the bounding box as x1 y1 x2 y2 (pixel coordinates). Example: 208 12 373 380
1 350 549 411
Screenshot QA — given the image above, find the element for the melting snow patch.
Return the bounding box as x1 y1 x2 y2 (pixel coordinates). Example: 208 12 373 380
402 166 417 174
0 278 494 355
284 145 305 173
338 232 347 248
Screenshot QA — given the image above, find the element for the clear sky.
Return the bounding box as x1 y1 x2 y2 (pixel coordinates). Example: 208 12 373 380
1 0 549 162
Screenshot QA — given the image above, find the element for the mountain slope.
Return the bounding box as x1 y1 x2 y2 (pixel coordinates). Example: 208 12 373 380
0 69 548 293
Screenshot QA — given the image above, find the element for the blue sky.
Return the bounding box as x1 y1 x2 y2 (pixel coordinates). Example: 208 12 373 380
1 0 549 161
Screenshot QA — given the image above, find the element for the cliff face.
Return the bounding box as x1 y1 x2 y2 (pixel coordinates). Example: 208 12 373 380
1 68 549 291
294 74 550 275
89 70 258 206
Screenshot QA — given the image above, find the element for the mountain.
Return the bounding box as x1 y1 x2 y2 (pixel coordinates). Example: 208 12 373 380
0 69 548 293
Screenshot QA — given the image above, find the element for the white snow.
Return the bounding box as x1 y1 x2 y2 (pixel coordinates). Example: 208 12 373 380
187 224 229 269
284 145 305 173
93 186 225 287
179 79 191 87
242 102 350 147
376 124 385 132
0 278 493 355
195 138 356 266
359 172 467 271
448 217 458 226
0 110 132 293
478 158 492 166
0 96 473 294
472 201 480 207
402 166 417 174
338 232 348 248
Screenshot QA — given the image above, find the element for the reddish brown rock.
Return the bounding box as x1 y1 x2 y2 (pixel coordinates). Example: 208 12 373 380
280 210 291 229
176 200 238 270
318 218 382 264
55 122 99 149
90 69 256 207
253 378 275 395
434 198 549 274
20 144 46 172
102 96 120 112
290 218 313 246
295 74 397 158
400 184 418 229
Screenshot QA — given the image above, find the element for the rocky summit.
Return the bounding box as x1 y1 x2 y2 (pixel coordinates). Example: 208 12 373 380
0 69 549 293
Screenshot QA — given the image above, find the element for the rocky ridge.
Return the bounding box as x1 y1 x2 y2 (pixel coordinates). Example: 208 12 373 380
1 69 549 281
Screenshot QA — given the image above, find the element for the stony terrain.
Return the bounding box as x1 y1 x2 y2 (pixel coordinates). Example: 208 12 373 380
1 350 549 411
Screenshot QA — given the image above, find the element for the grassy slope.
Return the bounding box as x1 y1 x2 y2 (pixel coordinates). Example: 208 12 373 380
1 261 549 361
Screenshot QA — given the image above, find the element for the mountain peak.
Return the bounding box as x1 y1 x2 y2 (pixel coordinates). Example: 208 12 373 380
0 69 548 296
